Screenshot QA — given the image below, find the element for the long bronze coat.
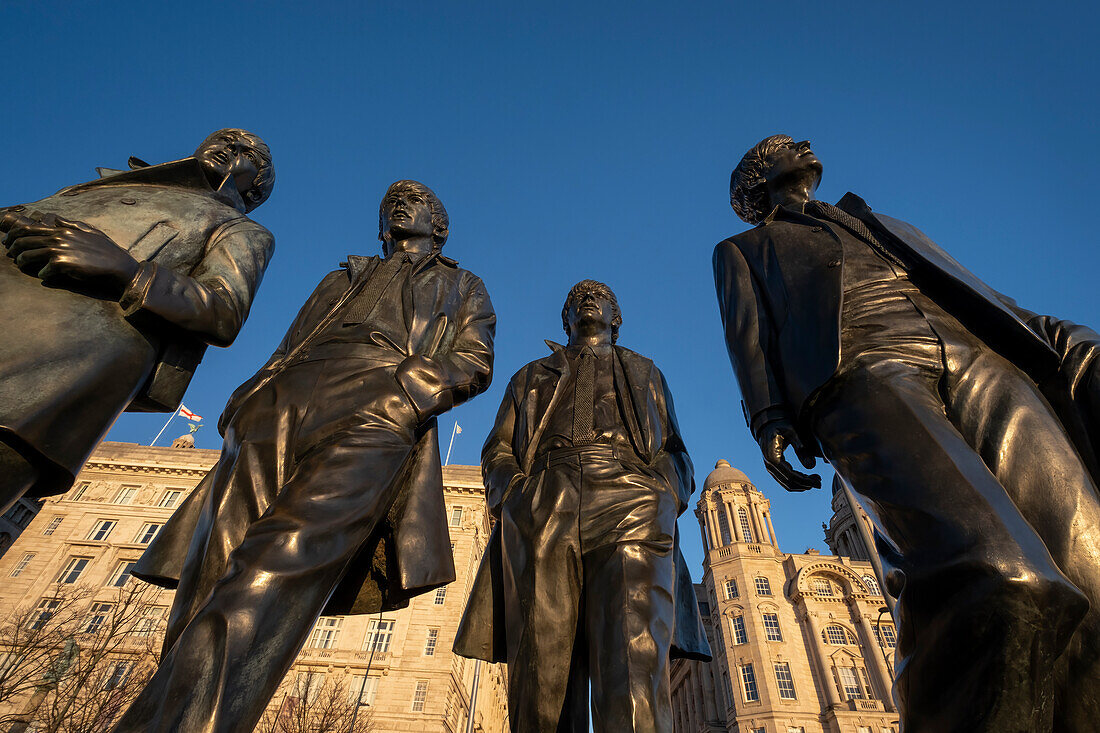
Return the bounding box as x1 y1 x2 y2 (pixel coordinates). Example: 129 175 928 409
0 158 274 495
136 253 496 614
453 342 711 662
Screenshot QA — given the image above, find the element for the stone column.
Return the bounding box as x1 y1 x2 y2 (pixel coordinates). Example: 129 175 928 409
727 501 742 542
803 610 841 708
765 510 779 546
854 604 895 710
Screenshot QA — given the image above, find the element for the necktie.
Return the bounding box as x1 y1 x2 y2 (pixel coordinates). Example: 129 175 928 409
343 254 408 325
571 347 597 445
804 200 907 268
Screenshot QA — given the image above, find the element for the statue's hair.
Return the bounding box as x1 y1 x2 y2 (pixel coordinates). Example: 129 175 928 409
561 279 622 343
730 134 794 225
197 128 274 212
378 180 449 250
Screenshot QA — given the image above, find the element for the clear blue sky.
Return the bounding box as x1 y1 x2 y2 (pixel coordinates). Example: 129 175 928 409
4 0 1097 575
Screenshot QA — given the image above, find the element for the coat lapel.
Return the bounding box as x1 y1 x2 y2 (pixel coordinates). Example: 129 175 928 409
521 342 572 471
614 347 659 462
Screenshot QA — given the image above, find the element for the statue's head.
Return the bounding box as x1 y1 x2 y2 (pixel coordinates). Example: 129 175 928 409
378 180 449 253
193 129 274 212
730 134 821 224
562 279 622 344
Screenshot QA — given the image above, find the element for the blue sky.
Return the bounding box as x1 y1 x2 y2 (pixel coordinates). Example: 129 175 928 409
4 0 1097 574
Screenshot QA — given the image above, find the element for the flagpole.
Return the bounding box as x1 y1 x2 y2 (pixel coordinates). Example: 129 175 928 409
444 422 460 466
150 407 181 447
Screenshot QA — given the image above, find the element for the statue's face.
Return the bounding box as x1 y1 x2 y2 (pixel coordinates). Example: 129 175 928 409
194 132 261 196
566 289 616 340
763 139 822 191
380 187 435 241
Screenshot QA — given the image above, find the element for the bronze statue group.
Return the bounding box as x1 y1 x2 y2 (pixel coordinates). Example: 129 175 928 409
1 131 1097 733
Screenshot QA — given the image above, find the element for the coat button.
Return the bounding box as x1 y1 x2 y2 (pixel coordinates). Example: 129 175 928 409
811 226 824 232
120 197 137 205
827 259 841 268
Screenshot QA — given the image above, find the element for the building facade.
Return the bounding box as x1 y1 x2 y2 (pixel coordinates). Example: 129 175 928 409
671 461 899 733
0 497 42 558
0 440 508 733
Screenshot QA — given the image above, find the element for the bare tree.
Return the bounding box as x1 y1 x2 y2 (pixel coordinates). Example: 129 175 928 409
256 673 375 733
0 581 165 732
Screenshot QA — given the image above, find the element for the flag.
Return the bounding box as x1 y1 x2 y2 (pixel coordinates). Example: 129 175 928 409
455 424 462 434
179 404 203 422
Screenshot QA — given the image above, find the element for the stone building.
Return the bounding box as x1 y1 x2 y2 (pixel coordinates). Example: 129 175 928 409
0 440 509 733
0 497 42 558
671 461 899 733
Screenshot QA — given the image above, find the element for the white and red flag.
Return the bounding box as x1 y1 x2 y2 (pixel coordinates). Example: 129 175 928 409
179 404 203 422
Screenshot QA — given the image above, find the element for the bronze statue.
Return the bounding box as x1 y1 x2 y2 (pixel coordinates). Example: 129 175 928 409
114 180 496 733
455 280 709 733
714 135 1100 732
0 129 276 514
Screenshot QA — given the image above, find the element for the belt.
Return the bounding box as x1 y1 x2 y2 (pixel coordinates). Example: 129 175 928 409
530 444 646 474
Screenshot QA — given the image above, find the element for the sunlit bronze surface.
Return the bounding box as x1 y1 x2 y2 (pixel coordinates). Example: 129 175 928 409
0 130 275 514
115 180 495 733
455 280 709 733
715 135 1100 732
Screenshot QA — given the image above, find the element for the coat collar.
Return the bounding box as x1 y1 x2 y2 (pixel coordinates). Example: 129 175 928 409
761 192 873 228
341 250 458 281
78 157 249 213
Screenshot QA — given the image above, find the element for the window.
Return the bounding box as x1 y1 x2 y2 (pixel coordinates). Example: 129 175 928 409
873 623 897 648
434 587 447 605
721 671 734 709
135 523 162 544
10 553 34 577
411 679 429 712
774 662 796 699
71 482 90 501
87 519 117 541
363 619 395 653
114 486 138 505
698 600 710 617
762 612 783 642
729 615 748 645
158 490 183 509
837 667 865 699
29 599 60 630
812 578 834 596
348 675 379 706
84 602 114 634
42 517 63 536
309 616 342 649
823 624 856 645
102 661 133 690
716 507 733 545
862 574 881 595
449 506 463 527
294 672 324 704
754 577 771 596
739 663 759 702
133 607 164 636
3 505 33 529
107 560 137 587
858 728 873 733
724 578 739 600
737 507 754 542
424 628 439 656
750 728 765 733
56 556 92 584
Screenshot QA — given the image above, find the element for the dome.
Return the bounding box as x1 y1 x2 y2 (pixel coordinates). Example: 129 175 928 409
171 433 196 449
703 459 753 490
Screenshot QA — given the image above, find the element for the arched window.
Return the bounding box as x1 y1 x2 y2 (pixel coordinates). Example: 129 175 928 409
716 508 733 546
862 574 881 595
724 578 739 600
873 623 897 648
812 578 835 597
737 507 754 543
822 624 857 645
754 577 772 596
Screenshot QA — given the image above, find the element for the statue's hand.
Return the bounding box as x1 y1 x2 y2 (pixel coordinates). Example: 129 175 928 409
758 420 821 492
2 213 139 297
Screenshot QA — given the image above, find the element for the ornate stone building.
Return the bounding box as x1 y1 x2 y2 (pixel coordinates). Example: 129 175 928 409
0 440 509 732
671 461 899 733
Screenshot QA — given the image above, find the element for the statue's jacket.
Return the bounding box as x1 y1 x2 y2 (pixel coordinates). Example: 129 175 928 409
714 192 1100 468
454 342 712 662
137 253 496 614
0 158 274 494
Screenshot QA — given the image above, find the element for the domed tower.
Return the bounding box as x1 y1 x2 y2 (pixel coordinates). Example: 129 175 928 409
695 459 779 557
